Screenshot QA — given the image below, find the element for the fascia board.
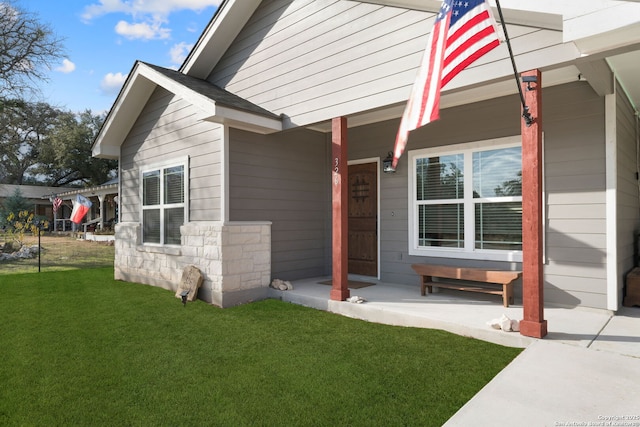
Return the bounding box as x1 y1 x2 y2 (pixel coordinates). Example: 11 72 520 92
200 104 282 134
181 0 262 79
92 144 120 160
92 62 155 159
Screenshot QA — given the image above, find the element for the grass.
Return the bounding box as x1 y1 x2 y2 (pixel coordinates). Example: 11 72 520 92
0 233 114 274
0 268 522 426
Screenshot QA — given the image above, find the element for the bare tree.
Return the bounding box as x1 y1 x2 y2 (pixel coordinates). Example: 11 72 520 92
0 0 64 100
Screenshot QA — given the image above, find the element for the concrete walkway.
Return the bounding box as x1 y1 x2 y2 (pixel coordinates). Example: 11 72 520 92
269 277 640 426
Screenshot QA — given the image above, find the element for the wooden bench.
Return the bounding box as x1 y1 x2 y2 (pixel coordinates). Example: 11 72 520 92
411 264 522 307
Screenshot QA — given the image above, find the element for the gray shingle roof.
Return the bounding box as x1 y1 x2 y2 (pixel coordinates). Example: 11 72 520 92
142 62 280 120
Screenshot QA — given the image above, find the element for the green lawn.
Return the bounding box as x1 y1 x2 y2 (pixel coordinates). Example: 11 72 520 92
0 234 114 275
0 268 521 426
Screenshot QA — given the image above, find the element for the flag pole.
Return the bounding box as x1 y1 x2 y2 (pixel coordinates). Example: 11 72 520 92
495 0 533 126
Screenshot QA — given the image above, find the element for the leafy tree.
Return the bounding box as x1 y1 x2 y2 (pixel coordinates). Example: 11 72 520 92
0 99 59 184
0 0 65 101
4 210 47 249
494 171 522 197
0 187 31 228
0 101 116 186
37 109 117 186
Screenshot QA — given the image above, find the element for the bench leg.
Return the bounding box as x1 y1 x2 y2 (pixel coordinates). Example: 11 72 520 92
502 283 513 307
420 276 433 296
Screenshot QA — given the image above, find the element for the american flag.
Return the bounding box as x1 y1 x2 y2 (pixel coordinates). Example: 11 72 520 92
392 0 500 168
52 197 62 213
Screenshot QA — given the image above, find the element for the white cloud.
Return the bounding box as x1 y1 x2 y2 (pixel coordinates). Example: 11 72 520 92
55 59 76 73
82 0 222 21
115 20 170 40
100 72 127 95
81 0 220 46
169 42 193 65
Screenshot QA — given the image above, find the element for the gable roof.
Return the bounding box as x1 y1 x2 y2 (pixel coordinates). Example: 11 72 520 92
144 63 279 120
92 61 282 160
93 0 640 159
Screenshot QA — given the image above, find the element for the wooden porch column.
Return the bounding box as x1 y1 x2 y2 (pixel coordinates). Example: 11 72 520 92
520 69 547 338
330 117 350 301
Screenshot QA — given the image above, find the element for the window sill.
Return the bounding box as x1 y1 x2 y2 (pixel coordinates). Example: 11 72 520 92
136 245 182 256
409 248 522 263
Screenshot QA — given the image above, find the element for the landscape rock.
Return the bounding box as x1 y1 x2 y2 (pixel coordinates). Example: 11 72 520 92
175 265 204 302
270 279 293 291
487 314 519 332
0 245 42 261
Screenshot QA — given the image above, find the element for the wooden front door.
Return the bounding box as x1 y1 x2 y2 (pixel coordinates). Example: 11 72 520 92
348 162 378 277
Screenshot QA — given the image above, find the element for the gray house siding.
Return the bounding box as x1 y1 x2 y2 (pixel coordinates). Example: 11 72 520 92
349 92 522 287
616 79 640 305
345 81 609 308
207 0 562 129
120 87 223 223
543 82 607 308
228 127 329 280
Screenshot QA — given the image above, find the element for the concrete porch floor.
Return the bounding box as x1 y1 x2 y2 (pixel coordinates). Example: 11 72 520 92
268 275 640 357
268 277 640 425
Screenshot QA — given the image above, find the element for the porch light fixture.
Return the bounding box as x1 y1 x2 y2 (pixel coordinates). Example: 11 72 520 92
383 152 396 173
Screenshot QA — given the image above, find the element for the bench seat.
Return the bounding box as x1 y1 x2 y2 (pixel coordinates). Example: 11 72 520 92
411 264 522 307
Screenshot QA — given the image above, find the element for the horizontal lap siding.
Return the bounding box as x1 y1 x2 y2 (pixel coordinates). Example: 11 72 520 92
350 93 522 286
120 87 222 222
543 82 607 308
346 82 609 308
208 0 562 128
229 127 329 280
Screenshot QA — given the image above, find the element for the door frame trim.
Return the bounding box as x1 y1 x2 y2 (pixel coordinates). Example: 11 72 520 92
347 157 380 279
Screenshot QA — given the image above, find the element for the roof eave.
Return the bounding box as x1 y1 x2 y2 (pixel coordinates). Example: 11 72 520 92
180 0 262 79
92 62 282 160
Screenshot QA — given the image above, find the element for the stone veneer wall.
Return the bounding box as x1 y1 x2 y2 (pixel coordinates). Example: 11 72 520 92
114 221 271 307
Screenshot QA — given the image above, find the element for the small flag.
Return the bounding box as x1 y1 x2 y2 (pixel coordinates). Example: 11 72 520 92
70 194 92 224
52 197 62 213
392 0 500 168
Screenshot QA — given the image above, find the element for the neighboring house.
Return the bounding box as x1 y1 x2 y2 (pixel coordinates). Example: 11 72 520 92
49 178 119 232
93 0 640 311
0 184 76 227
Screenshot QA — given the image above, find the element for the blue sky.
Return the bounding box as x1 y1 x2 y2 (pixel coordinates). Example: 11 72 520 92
19 0 222 114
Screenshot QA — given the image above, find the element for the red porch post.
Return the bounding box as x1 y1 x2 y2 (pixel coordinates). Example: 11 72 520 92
330 117 350 301
520 69 547 338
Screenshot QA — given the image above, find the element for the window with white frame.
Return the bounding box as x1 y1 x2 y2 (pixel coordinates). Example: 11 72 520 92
408 137 522 262
141 159 187 245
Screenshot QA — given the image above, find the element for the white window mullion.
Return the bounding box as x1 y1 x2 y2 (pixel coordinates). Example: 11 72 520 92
408 136 523 262
160 168 165 245
463 153 475 252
